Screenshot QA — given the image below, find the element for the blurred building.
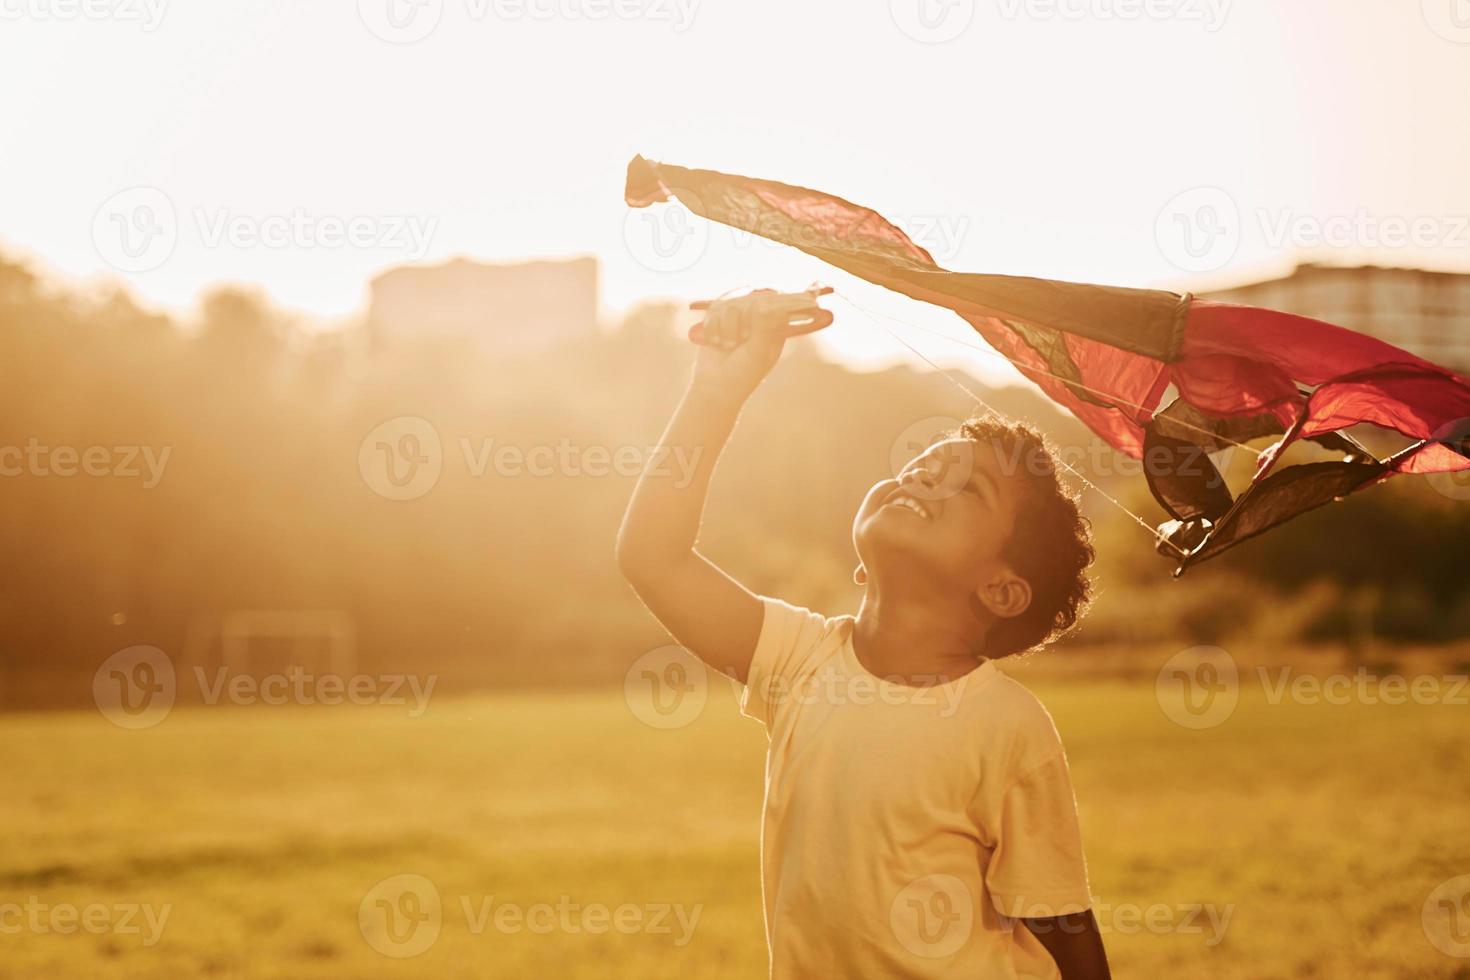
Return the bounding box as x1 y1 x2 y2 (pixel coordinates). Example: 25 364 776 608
367 256 599 355
1204 264 1470 374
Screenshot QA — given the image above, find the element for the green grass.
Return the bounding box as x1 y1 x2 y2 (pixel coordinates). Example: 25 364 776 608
2 680 1468 978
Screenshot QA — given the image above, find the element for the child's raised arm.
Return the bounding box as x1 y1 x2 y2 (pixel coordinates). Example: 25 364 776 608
615 290 832 683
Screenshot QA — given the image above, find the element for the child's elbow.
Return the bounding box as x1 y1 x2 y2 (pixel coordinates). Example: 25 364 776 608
614 534 652 583
615 534 683 589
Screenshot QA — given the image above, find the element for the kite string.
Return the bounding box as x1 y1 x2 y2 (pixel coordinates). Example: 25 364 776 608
832 289 1265 459
829 292 1190 559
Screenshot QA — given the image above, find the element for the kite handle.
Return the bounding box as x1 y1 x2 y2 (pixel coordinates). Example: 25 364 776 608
688 285 834 346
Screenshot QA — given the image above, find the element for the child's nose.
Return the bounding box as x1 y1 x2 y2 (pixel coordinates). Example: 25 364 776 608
900 471 940 502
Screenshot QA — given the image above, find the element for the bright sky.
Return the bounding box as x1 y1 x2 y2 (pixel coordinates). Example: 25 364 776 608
3 0 1469 373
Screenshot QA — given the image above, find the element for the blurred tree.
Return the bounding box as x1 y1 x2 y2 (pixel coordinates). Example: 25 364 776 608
0 251 1463 707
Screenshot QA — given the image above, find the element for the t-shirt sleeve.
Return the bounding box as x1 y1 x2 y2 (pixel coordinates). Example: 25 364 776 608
739 596 835 729
983 750 1094 920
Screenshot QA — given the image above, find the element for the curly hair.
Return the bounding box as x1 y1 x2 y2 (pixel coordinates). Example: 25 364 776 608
954 415 1095 658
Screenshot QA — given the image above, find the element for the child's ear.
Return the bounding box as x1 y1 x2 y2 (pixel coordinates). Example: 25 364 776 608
853 564 867 585
975 570 1031 620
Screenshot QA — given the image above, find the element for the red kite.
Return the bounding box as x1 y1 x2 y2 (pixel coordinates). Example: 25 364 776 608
626 155 1470 574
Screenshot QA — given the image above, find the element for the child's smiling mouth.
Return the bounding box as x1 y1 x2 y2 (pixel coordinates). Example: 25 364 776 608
882 490 933 521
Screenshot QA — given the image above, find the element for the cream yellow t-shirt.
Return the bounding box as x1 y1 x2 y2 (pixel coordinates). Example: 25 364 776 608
740 597 1093 980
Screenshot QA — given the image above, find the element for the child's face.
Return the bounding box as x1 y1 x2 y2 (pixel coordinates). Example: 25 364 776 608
851 438 1024 597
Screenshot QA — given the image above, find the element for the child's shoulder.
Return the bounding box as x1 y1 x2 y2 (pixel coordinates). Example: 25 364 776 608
961 671 1070 781
971 667 1063 736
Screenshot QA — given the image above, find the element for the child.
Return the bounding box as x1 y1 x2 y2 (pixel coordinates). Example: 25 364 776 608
617 294 1111 979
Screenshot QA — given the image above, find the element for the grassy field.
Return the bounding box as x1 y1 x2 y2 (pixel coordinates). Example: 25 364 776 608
2 678 1468 979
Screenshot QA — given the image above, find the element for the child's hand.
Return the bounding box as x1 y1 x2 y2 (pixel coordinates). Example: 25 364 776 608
688 288 833 402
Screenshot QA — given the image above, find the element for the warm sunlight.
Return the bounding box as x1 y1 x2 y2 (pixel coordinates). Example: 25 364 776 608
2 3 1468 978
4 1 1469 367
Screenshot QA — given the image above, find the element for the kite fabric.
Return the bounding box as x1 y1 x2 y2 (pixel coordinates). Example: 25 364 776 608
625 155 1470 574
